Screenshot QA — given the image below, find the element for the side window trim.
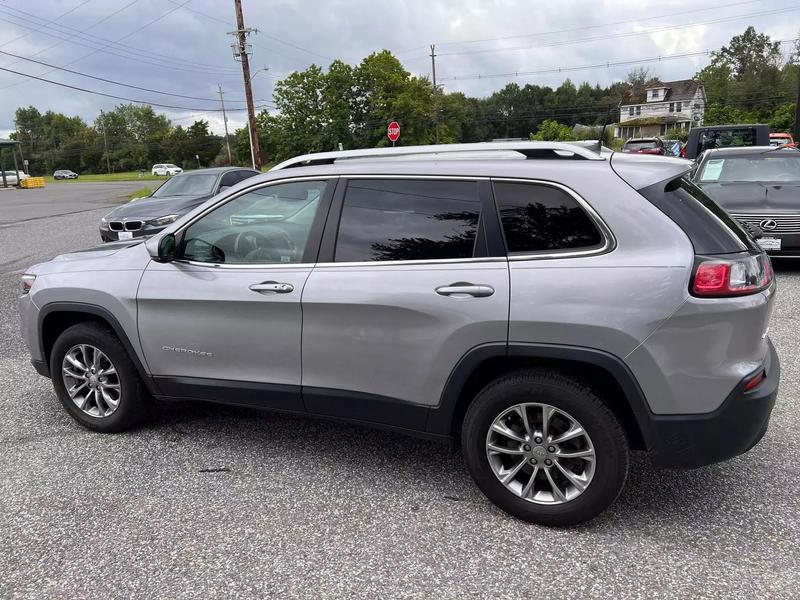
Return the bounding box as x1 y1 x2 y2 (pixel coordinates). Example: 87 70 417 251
172 175 337 268
490 177 616 261
317 175 503 267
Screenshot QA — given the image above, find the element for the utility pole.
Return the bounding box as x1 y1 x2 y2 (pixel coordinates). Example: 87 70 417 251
230 0 261 170
100 110 111 175
218 84 233 166
430 44 439 145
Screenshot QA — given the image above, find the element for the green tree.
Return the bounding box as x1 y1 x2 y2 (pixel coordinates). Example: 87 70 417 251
530 119 574 141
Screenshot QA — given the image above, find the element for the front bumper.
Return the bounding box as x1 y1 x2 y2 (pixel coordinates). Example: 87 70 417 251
646 339 779 469
100 224 165 243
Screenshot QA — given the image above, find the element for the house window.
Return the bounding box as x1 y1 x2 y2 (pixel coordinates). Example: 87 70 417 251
651 89 660 99
669 103 674 112
676 102 682 112
636 106 641 116
629 107 634 116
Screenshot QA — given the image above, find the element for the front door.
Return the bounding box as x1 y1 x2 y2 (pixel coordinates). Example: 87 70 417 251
300 177 510 428
137 177 334 410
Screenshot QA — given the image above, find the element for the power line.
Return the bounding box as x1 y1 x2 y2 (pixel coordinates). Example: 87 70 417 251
0 0 93 49
0 64 273 112
0 4 240 74
400 0 765 53
0 0 218 92
433 6 800 58
165 0 334 63
0 13 242 77
438 40 799 82
0 48 255 102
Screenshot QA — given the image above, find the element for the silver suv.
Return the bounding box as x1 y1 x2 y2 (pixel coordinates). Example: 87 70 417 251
18 142 779 525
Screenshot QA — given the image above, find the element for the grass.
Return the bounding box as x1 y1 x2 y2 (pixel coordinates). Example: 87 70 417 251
44 171 167 184
129 187 154 200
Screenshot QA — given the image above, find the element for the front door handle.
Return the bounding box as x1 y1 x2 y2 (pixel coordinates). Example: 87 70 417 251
249 281 294 294
435 282 495 298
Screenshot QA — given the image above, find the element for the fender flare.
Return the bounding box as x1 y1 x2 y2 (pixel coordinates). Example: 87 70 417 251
37 301 158 395
426 342 655 446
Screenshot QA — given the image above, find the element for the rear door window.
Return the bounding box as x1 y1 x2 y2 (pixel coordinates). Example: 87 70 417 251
334 179 481 262
492 181 604 254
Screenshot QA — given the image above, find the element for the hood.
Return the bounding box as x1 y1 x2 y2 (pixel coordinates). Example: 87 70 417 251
104 194 211 219
28 241 151 276
698 181 800 212
52 240 143 262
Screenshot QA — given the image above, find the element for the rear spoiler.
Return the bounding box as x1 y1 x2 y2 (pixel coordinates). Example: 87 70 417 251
610 152 692 190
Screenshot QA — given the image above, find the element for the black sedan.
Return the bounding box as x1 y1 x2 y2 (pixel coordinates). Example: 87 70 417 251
691 146 800 258
100 167 259 242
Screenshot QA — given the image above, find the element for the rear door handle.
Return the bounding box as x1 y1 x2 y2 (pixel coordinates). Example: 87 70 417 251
435 283 495 298
249 281 294 294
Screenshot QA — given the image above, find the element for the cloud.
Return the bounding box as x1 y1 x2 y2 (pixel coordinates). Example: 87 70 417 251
0 0 794 135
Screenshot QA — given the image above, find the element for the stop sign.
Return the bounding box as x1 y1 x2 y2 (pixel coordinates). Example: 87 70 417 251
387 121 400 143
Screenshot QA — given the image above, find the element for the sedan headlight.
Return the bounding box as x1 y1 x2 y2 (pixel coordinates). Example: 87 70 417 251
149 214 179 226
100 216 109 225
20 274 36 294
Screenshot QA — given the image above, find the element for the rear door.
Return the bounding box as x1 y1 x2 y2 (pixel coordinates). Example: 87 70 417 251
300 177 509 428
137 177 334 409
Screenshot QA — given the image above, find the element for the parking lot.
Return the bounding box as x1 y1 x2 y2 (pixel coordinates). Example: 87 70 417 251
1 183 799 598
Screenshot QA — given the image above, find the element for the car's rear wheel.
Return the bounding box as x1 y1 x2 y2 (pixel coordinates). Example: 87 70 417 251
50 322 148 432
462 368 629 526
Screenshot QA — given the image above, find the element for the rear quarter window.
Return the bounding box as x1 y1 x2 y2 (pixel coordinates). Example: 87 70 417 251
638 177 756 254
493 181 605 254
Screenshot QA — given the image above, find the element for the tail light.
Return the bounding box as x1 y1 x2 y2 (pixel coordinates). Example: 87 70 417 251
691 253 772 297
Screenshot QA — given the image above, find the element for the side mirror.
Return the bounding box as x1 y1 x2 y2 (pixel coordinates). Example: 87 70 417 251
154 233 177 262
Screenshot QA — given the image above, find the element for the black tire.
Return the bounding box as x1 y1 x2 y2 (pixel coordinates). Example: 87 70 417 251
50 322 148 433
462 368 629 526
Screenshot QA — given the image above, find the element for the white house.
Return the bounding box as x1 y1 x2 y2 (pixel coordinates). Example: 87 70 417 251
616 79 707 139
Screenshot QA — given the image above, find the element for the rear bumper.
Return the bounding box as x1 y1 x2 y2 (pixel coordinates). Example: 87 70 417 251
646 339 779 468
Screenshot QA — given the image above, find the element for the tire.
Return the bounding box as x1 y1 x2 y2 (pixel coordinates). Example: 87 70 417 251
50 322 148 433
462 368 629 526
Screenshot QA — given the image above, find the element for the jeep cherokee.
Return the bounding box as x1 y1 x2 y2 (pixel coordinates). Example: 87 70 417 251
19 142 779 526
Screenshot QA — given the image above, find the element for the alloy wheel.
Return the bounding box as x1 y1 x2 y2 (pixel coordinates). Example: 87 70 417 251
61 344 122 418
485 402 596 504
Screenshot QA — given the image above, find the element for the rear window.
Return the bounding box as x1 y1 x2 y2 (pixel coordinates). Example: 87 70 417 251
698 154 800 183
493 181 604 254
624 140 659 151
639 177 757 254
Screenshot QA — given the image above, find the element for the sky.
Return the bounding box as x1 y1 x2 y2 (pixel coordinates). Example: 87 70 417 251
0 0 797 137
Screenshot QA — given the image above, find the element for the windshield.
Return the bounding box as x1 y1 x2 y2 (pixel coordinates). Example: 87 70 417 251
152 173 218 197
624 141 658 151
698 154 800 183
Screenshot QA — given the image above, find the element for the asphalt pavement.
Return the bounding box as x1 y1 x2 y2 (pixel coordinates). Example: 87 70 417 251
1 184 799 598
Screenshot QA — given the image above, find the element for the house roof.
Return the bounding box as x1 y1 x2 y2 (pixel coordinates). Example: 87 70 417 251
624 79 702 105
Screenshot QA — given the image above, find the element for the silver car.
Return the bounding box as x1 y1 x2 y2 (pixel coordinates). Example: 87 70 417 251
18 142 779 526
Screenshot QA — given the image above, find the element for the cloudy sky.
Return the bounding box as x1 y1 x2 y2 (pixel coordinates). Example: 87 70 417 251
0 0 797 137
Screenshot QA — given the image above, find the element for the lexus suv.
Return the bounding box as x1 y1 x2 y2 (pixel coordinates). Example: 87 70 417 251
18 142 779 526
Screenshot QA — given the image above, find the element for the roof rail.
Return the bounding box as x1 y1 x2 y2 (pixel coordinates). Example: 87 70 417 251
269 141 605 171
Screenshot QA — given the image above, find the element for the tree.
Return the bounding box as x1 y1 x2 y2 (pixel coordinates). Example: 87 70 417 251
530 119 574 141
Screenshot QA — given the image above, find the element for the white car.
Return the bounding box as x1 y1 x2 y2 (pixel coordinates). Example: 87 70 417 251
151 163 183 176
1 170 30 185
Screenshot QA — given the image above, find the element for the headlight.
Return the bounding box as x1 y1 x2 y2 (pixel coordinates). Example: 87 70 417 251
20 274 36 294
100 216 109 225
149 214 179 226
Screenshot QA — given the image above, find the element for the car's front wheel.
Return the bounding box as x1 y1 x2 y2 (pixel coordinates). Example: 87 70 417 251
50 322 148 432
462 369 629 526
